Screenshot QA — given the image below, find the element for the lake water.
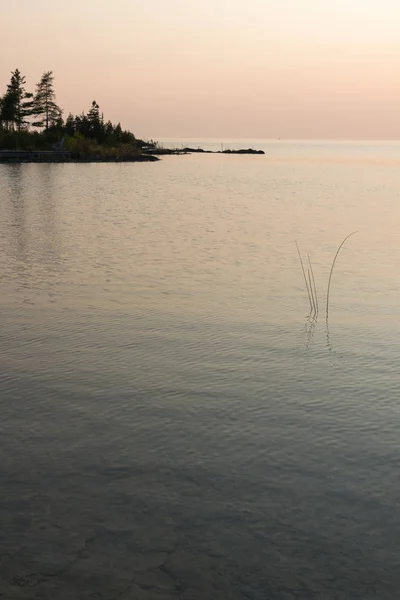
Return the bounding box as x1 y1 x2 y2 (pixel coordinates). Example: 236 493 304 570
1 141 400 599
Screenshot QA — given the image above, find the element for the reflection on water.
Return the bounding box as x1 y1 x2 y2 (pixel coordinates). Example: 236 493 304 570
2 164 62 275
6 165 28 262
0 147 400 599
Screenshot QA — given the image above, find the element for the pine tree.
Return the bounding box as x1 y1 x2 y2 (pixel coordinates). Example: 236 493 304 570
32 71 62 130
0 93 15 131
114 123 122 141
64 113 75 136
105 120 114 136
3 69 33 132
75 113 90 137
87 101 105 141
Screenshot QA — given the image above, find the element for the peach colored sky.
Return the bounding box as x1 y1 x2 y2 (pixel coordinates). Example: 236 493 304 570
2 0 400 139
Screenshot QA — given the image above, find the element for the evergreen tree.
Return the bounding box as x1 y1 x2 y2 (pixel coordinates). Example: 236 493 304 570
105 120 114 136
0 93 16 130
74 113 90 137
64 113 75 136
3 69 33 132
32 71 62 130
87 101 100 125
87 100 100 138
114 123 122 141
87 101 106 141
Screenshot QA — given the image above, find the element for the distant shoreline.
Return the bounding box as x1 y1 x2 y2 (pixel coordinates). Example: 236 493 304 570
144 147 265 156
0 147 264 163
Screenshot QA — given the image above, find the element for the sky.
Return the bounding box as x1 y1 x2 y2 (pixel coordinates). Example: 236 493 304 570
1 0 400 139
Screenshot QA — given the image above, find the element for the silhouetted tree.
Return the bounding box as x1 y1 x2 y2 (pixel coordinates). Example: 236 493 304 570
87 100 104 140
64 113 75 136
105 120 114 136
32 71 62 129
2 69 33 132
114 123 122 141
0 93 15 130
74 113 91 137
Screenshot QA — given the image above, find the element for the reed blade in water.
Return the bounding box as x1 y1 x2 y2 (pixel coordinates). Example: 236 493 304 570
295 241 313 313
326 231 357 321
308 254 319 317
308 268 316 315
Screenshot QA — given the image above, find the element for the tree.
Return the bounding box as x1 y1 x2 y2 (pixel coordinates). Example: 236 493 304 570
32 70 62 130
74 113 90 137
114 122 122 141
0 93 16 130
64 113 75 136
86 101 106 141
87 100 100 138
105 120 114 136
2 69 33 132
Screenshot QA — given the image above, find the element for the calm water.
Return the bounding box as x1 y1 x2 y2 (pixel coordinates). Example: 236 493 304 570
1 142 400 599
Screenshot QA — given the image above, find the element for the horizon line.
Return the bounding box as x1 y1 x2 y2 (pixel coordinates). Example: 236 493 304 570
151 137 400 143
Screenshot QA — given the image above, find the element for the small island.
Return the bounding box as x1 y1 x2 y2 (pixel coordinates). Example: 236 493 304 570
143 146 265 156
170 147 264 155
0 68 265 163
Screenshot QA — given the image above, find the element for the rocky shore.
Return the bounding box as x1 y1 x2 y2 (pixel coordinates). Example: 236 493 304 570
0 150 159 163
146 147 265 156
182 147 265 155
0 147 264 163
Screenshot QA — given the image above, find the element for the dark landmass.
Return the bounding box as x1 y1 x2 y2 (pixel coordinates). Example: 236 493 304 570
220 148 265 155
144 147 265 156
173 147 265 155
70 154 159 162
0 145 264 163
142 147 188 156
0 150 159 163
181 147 212 153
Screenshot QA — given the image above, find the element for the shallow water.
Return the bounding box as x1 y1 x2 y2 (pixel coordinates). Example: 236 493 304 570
1 143 400 598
